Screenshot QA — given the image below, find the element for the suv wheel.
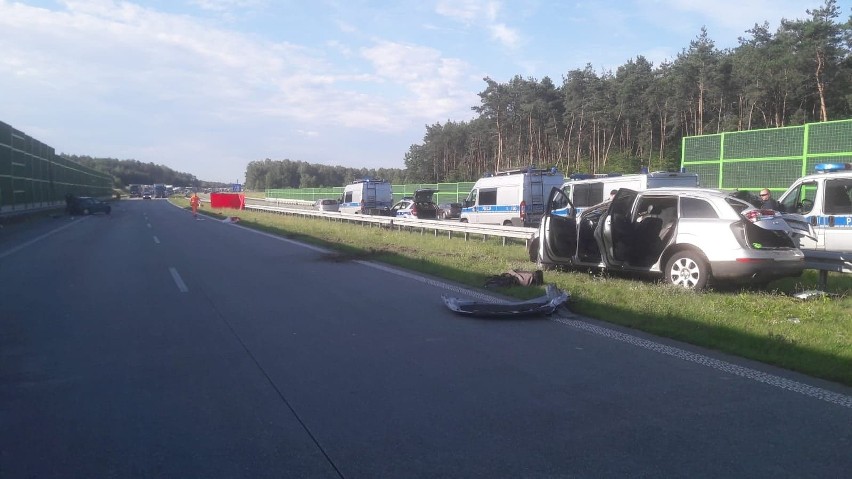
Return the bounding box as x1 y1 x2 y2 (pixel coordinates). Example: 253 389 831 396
664 251 709 290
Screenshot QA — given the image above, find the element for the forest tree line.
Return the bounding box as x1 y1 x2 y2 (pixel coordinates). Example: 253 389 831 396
64 155 228 190
246 0 852 191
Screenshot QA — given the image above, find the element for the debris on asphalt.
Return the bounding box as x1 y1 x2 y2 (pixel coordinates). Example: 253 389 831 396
791 290 839 300
442 284 569 318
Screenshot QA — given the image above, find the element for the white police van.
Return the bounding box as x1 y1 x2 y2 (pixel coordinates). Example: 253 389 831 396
777 163 852 251
338 178 394 215
460 167 564 227
558 170 700 216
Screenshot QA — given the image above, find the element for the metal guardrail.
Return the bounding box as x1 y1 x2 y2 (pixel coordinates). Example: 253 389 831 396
242 197 850 288
243 199 536 246
802 250 852 289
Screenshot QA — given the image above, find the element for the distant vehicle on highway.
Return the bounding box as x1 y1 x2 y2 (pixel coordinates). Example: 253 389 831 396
69 197 112 215
391 189 439 219
315 198 340 212
339 178 393 215
437 202 462 219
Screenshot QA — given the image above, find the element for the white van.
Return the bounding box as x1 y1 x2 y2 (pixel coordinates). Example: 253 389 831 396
778 162 852 251
338 179 393 215
460 167 565 227
561 171 700 215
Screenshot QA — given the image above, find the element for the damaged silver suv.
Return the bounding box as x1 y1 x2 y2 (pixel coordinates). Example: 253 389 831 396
529 187 813 290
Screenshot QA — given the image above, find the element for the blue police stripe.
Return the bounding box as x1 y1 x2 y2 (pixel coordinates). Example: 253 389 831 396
808 215 852 227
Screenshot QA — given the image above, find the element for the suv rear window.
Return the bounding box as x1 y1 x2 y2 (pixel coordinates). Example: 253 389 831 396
682 197 718 218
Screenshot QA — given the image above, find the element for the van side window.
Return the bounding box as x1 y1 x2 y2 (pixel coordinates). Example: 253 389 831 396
781 181 817 214
681 197 718 218
465 189 477 203
823 178 852 214
479 189 497 206
344 191 353 203
573 183 604 207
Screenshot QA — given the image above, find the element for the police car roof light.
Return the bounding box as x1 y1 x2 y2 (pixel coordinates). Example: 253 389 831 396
814 163 852 173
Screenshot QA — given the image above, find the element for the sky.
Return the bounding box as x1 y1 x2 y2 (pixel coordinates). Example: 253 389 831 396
0 0 833 183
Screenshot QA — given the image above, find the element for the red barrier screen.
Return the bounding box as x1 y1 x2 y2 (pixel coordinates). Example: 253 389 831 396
209 193 245 209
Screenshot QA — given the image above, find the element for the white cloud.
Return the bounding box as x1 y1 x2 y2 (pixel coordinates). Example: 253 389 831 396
189 0 264 13
360 41 478 121
0 0 487 179
0 0 478 131
435 0 519 49
489 23 520 49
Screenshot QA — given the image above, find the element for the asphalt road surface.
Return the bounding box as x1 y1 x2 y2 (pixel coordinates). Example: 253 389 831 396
2 199 851 478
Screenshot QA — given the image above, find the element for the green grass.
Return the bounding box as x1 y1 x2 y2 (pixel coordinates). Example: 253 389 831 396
178 199 852 386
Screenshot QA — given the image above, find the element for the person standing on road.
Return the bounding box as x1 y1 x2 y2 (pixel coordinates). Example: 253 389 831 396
759 188 782 211
190 192 201 218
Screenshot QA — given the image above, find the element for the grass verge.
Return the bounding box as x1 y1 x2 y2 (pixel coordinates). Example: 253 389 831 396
178 199 852 386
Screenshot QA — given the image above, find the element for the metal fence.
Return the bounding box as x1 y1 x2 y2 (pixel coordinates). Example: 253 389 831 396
681 118 852 195
0 120 113 214
266 182 477 204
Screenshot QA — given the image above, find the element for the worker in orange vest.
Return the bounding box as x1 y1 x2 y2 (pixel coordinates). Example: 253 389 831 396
190 192 201 218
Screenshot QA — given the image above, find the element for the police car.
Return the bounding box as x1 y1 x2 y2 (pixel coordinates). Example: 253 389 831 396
390 189 439 219
777 163 852 251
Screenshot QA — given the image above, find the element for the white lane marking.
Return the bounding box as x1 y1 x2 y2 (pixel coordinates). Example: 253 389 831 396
169 267 189 293
153 236 160 244
227 222 852 409
0 218 84 260
550 316 852 409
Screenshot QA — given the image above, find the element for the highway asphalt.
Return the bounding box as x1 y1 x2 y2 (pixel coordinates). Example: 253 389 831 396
1 199 851 478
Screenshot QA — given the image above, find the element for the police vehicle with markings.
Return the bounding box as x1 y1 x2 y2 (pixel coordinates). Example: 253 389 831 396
460 167 564 227
338 178 394 215
777 163 852 251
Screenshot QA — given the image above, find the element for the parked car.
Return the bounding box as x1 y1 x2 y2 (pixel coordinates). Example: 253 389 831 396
437 202 462 219
391 189 439 219
529 187 814 290
315 198 340 212
69 197 112 215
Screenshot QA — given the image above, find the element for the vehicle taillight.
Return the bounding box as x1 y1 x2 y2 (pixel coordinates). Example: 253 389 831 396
744 209 778 222
411 205 418 216
520 200 526 220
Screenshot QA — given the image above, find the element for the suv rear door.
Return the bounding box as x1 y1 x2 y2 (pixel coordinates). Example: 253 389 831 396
598 188 639 267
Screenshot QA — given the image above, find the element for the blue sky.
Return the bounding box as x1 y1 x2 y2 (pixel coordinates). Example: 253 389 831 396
0 0 829 183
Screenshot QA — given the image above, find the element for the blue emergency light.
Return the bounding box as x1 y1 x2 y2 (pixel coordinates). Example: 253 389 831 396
814 163 852 173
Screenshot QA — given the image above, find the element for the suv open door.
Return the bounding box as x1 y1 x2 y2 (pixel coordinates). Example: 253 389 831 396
539 187 578 266
599 188 639 267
